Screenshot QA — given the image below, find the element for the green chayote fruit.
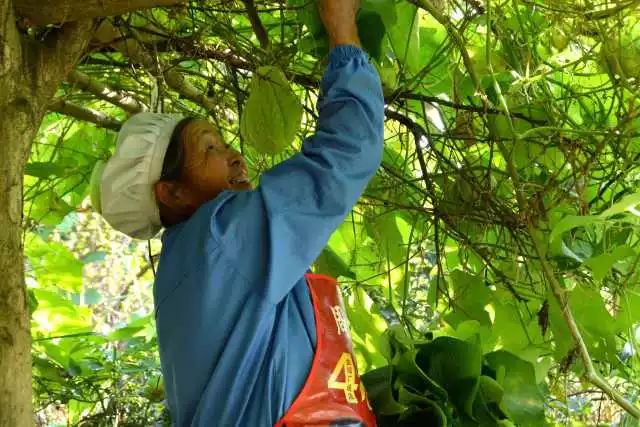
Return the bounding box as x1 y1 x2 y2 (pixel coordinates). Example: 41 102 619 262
240 66 303 155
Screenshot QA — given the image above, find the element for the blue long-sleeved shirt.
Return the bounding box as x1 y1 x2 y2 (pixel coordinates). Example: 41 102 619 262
154 45 384 426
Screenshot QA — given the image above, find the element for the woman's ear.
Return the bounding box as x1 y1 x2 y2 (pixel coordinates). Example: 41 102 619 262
155 181 195 227
155 180 184 209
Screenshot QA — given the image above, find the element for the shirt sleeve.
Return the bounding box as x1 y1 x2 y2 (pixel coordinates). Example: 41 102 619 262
210 45 384 304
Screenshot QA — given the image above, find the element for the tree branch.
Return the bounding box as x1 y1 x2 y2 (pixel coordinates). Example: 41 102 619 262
0 0 22 81
66 70 146 114
240 0 270 49
14 0 188 25
406 0 481 93
92 21 219 112
395 92 546 125
49 99 122 130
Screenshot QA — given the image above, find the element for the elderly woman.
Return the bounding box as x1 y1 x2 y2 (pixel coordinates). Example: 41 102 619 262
99 0 383 425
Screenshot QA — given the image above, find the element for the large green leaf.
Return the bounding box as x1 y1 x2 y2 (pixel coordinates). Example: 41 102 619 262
366 210 405 265
388 3 421 74
315 246 356 279
416 337 483 418
489 301 530 353
396 348 448 402
361 366 407 416
357 10 387 60
600 192 640 218
26 234 83 293
483 351 546 427
584 245 636 282
444 270 492 328
31 289 92 336
548 284 618 364
549 215 600 244
362 0 397 28
25 162 70 179
617 284 640 332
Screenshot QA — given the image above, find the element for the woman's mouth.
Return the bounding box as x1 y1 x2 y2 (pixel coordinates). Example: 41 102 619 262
229 175 250 185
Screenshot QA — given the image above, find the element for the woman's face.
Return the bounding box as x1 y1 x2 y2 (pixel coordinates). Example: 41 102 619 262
179 119 252 200
155 119 251 218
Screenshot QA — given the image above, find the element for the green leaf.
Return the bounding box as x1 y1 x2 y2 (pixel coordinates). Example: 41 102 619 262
26 189 76 226
362 0 397 28
570 285 618 363
357 11 387 60
549 215 600 244
388 3 421 74
366 210 405 265
288 0 329 56
361 366 407 416
315 246 356 279
144 376 165 403
108 315 154 341
33 356 66 383
89 160 107 214
25 162 69 178
548 285 618 364
600 192 640 218
617 284 640 331
31 289 93 335
344 287 389 371
68 399 92 425
397 386 449 426
546 293 573 361
584 245 636 282
483 351 545 427
288 0 324 36
26 234 83 293
395 348 448 402
478 375 504 404
472 375 507 424
416 337 483 418
489 301 530 353
444 270 492 328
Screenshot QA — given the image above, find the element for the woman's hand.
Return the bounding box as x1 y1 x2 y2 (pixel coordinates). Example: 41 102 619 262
317 0 361 48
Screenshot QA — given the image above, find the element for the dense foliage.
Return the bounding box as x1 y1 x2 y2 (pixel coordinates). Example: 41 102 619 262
25 0 640 425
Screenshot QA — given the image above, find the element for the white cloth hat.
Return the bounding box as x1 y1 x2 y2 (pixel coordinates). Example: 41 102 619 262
100 112 183 239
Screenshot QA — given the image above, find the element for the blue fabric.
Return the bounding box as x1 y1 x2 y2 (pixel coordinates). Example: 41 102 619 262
154 45 384 427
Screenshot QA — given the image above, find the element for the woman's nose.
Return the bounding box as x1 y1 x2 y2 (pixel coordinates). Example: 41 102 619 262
229 150 245 168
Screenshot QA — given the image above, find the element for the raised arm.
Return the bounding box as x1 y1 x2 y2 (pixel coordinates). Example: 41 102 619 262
318 0 361 49
209 1 384 303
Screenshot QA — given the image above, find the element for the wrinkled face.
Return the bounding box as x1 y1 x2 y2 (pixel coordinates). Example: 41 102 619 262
154 119 251 219
180 119 252 200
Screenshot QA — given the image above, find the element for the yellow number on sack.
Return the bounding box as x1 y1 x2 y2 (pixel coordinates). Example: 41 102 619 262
328 353 358 404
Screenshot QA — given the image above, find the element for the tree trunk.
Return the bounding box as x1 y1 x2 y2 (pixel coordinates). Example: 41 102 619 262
0 2 93 423
0 3 36 424
0 93 37 427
